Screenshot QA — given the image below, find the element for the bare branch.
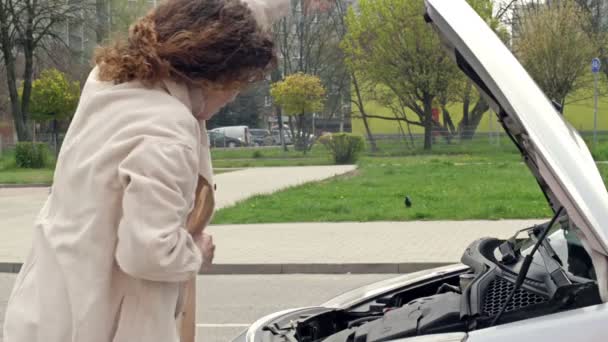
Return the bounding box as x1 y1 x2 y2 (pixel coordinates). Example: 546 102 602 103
495 0 518 21
351 113 424 127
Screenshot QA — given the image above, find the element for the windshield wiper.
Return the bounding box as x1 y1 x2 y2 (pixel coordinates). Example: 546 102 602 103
491 207 564 327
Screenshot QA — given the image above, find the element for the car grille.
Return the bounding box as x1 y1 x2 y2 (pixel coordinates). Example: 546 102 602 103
482 278 548 317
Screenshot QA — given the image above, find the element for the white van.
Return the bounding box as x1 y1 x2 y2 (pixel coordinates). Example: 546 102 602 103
209 126 252 146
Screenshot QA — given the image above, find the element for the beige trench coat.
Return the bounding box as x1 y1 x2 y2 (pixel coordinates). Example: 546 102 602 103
3 68 215 342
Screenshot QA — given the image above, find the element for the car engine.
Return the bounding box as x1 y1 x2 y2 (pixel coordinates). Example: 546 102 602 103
287 237 601 342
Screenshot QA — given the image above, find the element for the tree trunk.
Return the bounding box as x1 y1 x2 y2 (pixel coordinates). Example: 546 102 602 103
442 106 456 135
406 122 415 147
423 95 433 151
460 82 472 139
288 116 295 143
459 98 490 140
53 119 59 157
270 68 288 152
461 100 490 140
294 113 309 152
96 0 109 43
396 121 410 149
352 73 377 152
277 109 288 152
0 1 31 141
21 46 34 131
3 54 30 141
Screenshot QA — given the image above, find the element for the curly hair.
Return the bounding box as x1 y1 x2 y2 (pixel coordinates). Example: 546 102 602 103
95 0 276 89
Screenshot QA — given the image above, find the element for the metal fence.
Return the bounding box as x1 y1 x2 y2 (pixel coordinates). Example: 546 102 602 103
360 130 608 156
4 129 608 159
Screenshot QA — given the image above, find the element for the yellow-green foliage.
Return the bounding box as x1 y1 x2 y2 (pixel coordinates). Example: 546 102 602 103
271 73 326 115
515 1 596 105
28 69 80 122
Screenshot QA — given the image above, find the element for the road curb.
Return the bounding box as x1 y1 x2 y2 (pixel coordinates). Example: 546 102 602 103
0 262 453 275
0 184 51 188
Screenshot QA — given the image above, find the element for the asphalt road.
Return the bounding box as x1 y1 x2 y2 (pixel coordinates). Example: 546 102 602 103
0 273 396 342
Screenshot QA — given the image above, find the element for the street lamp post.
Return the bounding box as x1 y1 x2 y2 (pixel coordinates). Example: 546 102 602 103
592 58 602 150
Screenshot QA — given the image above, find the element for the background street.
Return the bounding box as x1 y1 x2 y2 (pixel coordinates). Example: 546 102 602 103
0 273 396 342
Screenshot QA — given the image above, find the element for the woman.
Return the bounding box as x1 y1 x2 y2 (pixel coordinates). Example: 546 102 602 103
2 0 298 341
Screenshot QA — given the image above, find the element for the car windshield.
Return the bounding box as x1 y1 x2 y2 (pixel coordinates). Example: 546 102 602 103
518 221 596 280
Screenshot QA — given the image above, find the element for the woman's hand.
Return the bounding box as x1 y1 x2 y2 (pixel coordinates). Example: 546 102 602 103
194 233 216 270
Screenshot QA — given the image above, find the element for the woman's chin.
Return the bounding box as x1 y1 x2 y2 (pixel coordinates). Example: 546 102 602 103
196 111 216 121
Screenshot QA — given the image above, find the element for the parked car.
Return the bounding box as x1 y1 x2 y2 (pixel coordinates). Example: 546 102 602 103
250 129 274 146
233 1 608 341
210 125 252 146
208 130 243 148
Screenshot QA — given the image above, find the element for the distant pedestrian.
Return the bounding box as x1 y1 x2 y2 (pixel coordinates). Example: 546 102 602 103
2 1 296 342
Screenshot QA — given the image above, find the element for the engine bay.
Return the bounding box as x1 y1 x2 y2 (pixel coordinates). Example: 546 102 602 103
283 226 602 342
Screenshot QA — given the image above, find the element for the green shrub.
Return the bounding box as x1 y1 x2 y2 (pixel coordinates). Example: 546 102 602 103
319 133 365 164
252 150 264 159
15 142 49 169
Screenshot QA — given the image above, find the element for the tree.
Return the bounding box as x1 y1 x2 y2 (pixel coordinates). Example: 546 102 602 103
515 1 596 109
271 73 326 151
271 0 351 146
343 0 503 146
449 0 507 140
342 0 458 150
0 0 90 141
28 68 80 154
574 0 608 80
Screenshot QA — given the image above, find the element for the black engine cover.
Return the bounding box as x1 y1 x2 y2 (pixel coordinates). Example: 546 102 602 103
333 292 465 342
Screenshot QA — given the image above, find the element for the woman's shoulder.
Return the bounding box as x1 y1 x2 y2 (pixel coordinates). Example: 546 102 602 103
80 70 201 146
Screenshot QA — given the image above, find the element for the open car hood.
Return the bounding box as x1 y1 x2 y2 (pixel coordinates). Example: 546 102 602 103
425 0 608 300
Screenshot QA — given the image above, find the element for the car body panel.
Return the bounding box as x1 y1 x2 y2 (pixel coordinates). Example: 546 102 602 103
322 264 468 309
390 333 467 342
239 265 467 342
467 302 608 341
425 0 608 299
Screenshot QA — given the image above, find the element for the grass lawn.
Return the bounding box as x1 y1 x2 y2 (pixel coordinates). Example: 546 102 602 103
0 150 55 185
212 155 608 224
0 169 55 184
211 145 334 168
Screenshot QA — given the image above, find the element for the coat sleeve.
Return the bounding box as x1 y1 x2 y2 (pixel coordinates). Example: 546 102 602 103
243 0 291 29
115 141 202 282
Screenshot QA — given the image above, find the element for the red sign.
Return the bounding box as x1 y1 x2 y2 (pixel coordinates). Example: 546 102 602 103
432 108 440 123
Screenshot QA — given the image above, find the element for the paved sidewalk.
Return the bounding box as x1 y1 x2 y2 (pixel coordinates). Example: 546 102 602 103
0 166 356 266
202 220 545 273
213 166 355 208
0 217 546 273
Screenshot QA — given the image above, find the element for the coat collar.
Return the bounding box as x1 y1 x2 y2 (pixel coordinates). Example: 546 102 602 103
161 79 204 116
161 79 214 188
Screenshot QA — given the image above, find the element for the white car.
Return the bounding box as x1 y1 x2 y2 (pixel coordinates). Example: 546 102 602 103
233 0 608 341
210 125 252 147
